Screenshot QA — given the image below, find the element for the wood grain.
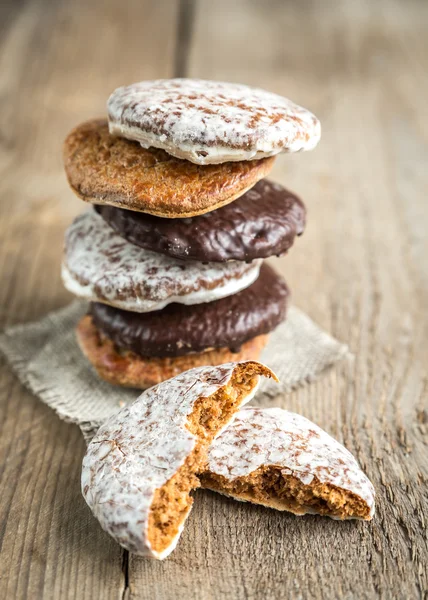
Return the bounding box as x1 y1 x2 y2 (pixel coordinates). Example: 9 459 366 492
1 0 427 598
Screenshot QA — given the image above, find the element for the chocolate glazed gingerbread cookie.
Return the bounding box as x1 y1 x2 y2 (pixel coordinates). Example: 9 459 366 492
77 265 289 388
96 180 306 263
88 264 289 358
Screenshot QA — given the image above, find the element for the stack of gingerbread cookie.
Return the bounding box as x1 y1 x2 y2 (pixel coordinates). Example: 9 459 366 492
61 79 321 389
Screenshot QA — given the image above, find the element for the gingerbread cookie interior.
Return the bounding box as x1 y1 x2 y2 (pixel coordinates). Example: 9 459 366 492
201 466 372 521
147 365 266 554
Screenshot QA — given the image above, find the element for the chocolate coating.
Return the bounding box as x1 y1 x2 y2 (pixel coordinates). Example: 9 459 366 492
90 264 289 358
95 179 305 263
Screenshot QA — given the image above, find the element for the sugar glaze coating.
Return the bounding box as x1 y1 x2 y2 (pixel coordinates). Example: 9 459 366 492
62 211 261 312
205 407 375 519
108 79 321 164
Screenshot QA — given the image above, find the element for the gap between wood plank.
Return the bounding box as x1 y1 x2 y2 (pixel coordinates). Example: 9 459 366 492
121 551 130 600
174 0 196 77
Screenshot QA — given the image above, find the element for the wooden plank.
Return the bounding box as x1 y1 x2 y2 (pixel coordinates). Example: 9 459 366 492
0 0 179 598
126 0 428 598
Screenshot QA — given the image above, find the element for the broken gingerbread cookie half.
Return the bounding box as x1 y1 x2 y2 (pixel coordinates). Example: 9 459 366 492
201 407 375 520
81 361 277 559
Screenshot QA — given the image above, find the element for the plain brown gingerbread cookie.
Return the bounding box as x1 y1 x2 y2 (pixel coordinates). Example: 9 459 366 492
76 314 269 388
63 120 274 217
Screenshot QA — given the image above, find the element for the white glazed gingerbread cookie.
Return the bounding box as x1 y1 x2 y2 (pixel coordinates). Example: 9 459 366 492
108 79 321 165
201 407 375 520
81 361 277 559
62 211 261 312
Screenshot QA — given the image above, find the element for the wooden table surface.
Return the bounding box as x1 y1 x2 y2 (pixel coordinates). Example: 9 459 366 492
1 0 427 598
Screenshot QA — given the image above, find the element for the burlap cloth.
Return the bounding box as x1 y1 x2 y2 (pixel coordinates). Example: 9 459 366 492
0 301 349 441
